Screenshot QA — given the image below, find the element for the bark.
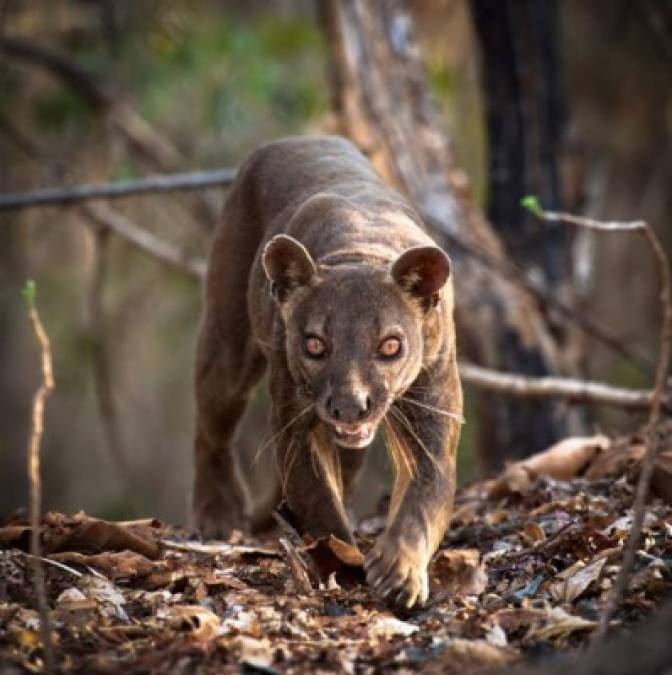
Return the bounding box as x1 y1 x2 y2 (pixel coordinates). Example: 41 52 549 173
471 0 575 468
317 0 566 471
471 0 567 282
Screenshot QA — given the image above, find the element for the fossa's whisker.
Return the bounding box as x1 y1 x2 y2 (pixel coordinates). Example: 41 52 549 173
253 403 314 466
398 396 465 424
389 404 443 473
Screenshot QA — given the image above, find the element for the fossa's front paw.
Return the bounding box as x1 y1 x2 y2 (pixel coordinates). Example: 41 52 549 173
192 492 246 541
364 531 429 608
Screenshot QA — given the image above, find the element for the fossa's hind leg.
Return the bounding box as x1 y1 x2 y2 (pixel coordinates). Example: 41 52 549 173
192 325 265 539
192 181 267 539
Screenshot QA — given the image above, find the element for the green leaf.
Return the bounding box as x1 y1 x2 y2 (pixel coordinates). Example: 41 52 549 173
22 279 36 308
520 195 544 218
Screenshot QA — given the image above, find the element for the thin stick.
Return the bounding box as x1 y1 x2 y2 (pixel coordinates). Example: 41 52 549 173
523 202 672 641
594 222 672 641
458 362 662 411
23 280 55 673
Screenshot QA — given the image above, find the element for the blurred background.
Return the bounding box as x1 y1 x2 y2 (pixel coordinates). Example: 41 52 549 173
1 0 670 525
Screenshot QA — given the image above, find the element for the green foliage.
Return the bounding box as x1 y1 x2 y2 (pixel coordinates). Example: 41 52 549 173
21 279 36 308
520 194 545 218
118 13 326 151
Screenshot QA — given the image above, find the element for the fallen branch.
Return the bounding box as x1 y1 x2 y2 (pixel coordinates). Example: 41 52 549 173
82 202 206 280
521 200 672 642
23 280 55 674
458 362 660 411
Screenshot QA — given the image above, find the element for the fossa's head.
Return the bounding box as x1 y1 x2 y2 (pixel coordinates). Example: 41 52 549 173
263 235 450 448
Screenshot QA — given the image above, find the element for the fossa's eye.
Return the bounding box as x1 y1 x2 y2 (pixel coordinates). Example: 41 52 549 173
304 335 327 359
378 336 402 360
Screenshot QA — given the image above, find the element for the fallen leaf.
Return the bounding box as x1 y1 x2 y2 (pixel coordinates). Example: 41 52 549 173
41 513 160 559
585 439 645 480
508 574 544 602
55 587 87 605
430 549 488 597
50 550 155 580
237 636 274 670
488 436 610 497
303 536 366 588
371 615 419 638
557 557 606 603
532 607 596 640
167 604 221 642
523 521 546 543
77 574 128 621
327 534 365 566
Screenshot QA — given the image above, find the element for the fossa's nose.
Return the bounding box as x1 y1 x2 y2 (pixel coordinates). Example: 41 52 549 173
326 390 371 424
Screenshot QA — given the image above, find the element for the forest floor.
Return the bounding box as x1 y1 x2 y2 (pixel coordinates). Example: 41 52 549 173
1 432 672 674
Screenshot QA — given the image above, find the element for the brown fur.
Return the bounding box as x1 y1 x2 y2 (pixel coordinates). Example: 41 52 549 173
193 136 463 607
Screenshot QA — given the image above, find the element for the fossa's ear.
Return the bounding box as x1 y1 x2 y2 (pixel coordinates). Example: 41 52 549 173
391 246 451 309
262 234 317 302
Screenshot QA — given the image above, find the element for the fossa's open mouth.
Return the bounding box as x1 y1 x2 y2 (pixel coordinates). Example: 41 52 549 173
331 422 376 448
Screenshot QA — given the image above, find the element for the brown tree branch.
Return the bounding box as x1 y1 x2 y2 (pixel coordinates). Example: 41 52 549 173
23 281 55 674
81 202 206 280
0 169 237 211
458 362 661 411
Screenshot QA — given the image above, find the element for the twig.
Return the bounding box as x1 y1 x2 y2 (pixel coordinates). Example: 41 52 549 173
278 537 314 595
23 280 55 674
82 202 206 280
594 222 672 640
522 200 672 641
160 540 277 557
23 553 83 578
437 222 654 374
458 362 663 411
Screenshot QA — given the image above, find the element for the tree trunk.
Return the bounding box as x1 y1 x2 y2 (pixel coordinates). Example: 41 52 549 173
472 0 567 282
470 0 574 470
317 0 566 472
